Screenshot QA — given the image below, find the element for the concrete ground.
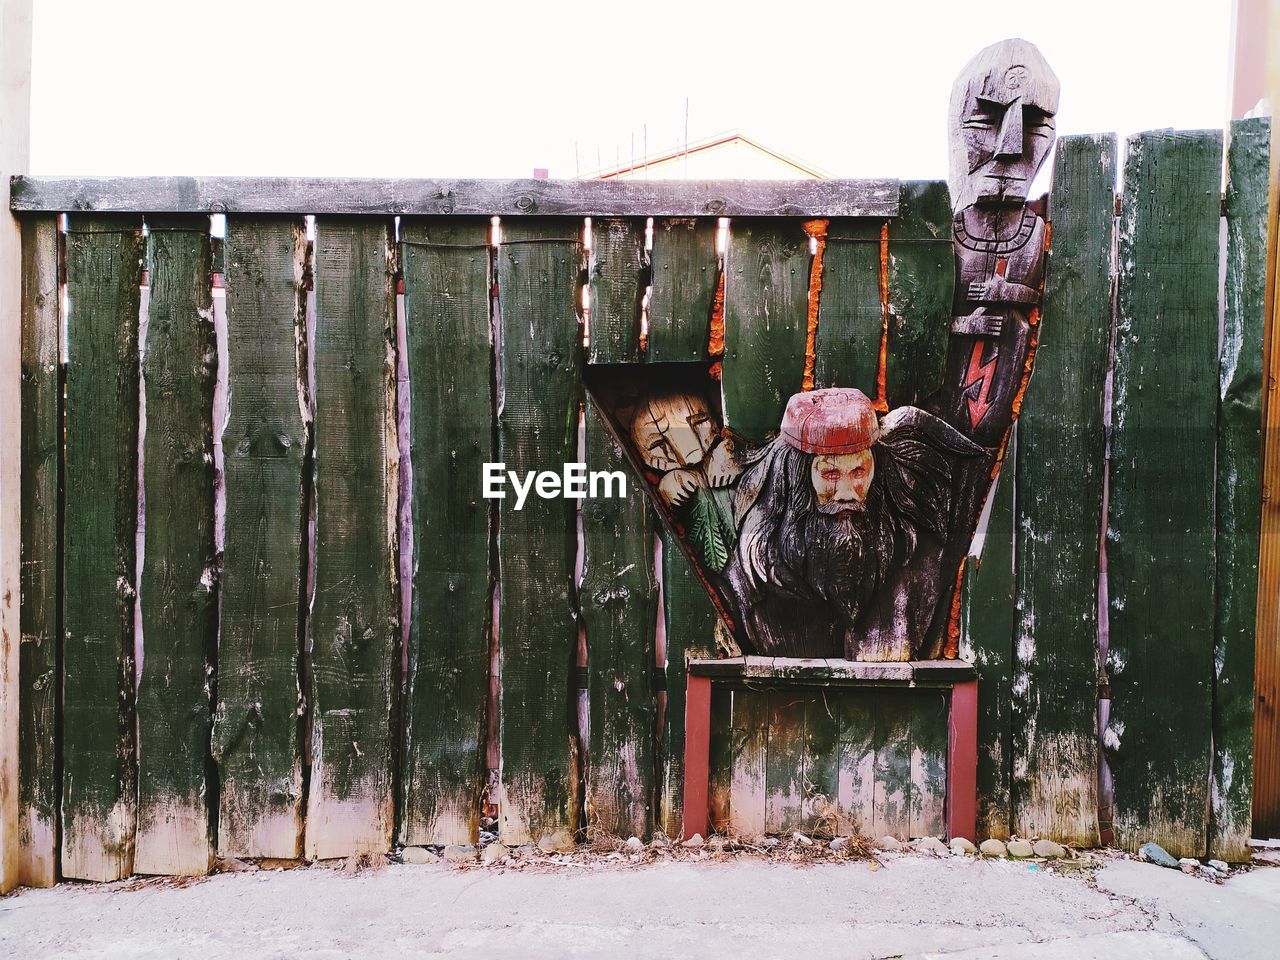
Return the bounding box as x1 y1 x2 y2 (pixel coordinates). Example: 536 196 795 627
1 855 1276 959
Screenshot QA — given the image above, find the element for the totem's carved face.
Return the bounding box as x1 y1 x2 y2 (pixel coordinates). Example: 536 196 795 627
948 39 1060 211
810 450 875 514
630 393 717 472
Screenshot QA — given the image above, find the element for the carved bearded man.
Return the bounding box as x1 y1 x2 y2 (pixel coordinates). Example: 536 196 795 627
725 389 981 660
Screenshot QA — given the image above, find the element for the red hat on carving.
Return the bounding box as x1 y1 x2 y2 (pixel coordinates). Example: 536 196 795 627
780 388 880 455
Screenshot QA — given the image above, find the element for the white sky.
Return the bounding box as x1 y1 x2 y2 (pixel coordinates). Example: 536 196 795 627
30 0 1234 181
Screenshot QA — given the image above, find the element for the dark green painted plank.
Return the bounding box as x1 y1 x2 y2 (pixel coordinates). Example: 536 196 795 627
909 691 948 838
18 215 60 886
961 442 1014 841
135 215 217 876
305 218 399 858
884 181 952 407
647 224 723 836
582 402 657 839
1211 117 1269 862
213 216 308 858
62 214 143 881
871 690 912 839
722 219 811 444
1108 129 1222 858
647 218 718 363
588 218 645 364
658 526 721 838
764 690 808 834
1013 134 1115 847
813 219 883 393
399 218 493 847
496 218 583 848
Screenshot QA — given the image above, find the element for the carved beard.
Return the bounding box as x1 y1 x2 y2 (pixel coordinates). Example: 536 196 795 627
783 473 895 621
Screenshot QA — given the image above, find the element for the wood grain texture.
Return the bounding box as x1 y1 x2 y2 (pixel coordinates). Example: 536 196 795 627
1212 117 1269 861
495 218 583 847
646 222 721 836
134 216 217 876
658 527 721 838
1012 134 1115 847
399 219 493 847
884 182 952 407
10 175 899 218
588 218 645 364
960 448 1014 841
722 219 811 444
305 218 398 859
647 218 719 363
61 214 143 881
582 404 658 839
18 215 59 886
813 219 883 393
213 217 307 859
710 687 949 839
1108 129 1222 858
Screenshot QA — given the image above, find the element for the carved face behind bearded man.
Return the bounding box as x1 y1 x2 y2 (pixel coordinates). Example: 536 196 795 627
725 389 983 659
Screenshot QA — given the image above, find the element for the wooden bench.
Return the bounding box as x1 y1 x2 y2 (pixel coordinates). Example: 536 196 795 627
682 657 978 841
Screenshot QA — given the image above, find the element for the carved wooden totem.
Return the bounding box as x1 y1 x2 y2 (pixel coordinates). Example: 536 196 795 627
589 38 1059 663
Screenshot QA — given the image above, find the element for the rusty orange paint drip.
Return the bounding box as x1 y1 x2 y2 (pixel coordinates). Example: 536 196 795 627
945 557 967 659
1008 307 1041 422
800 218 828 391
874 221 890 412
708 270 726 357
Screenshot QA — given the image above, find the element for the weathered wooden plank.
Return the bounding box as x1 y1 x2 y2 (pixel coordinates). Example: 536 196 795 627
1012 134 1115 848
647 218 719 362
1108 129 1222 858
658 527 721 838
960 449 1014 841
588 218 645 364
871 690 912 839
304 218 398 859
61 214 143 881
495 218 583 848
833 694 877 836
884 181 952 407
134 215 217 876
725 688 768 836
582 402 658 839
213 216 307 859
764 691 807 834
10 175 900 218
803 690 842 835
1211 117 1269 862
707 685 733 833
909 691 948 838
813 219 883 393
18 215 59 886
722 219 812 444
399 218 493 847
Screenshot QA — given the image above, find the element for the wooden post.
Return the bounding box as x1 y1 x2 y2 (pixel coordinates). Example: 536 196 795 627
0 0 32 894
681 674 711 840
946 679 978 842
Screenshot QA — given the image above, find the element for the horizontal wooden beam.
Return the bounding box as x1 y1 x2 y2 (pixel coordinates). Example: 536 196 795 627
9 175 900 218
687 656 977 685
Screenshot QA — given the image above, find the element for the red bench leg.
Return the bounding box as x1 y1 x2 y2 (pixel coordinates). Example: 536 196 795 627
947 678 978 841
681 674 712 840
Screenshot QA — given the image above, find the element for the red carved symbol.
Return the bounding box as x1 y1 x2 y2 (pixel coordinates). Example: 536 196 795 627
964 339 999 429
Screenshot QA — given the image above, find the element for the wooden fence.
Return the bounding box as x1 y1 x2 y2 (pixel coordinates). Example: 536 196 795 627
10 119 1272 884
